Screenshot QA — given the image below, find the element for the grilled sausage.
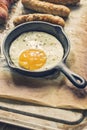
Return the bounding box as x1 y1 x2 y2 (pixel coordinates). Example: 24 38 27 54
0 0 17 24
40 0 80 5
22 0 70 17
13 13 65 27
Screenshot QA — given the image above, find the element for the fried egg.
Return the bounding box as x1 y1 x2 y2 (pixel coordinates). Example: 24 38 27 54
9 31 64 71
19 49 47 71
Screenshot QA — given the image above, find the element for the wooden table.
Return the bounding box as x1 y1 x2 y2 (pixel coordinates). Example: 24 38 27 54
0 0 87 129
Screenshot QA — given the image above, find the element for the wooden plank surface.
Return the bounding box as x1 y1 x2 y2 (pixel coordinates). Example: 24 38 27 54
0 99 87 130
0 0 87 129
0 0 87 109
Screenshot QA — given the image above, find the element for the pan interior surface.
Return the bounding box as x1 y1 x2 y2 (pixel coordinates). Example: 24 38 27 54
9 31 64 72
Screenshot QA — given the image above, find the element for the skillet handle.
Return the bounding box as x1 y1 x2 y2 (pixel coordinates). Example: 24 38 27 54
58 62 87 89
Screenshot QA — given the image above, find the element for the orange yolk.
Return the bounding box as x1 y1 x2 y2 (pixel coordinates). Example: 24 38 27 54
19 49 47 71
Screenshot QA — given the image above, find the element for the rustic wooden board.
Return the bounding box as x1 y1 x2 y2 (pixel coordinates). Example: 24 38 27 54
0 0 87 129
0 99 87 130
0 0 87 109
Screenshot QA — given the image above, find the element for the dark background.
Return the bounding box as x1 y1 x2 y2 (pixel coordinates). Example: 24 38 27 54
0 122 32 130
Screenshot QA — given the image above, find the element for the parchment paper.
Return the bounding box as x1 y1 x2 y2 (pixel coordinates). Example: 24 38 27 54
0 0 87 109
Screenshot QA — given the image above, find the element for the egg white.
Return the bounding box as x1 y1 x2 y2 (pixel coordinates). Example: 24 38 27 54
9 31 64 71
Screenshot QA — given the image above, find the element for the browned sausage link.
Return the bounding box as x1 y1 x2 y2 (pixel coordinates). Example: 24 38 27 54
40 0 80 5
13 13 65 27
22 0 70 17
0 0 18 24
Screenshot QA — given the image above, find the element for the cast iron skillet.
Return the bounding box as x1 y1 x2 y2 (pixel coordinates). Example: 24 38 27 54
2 21 87 89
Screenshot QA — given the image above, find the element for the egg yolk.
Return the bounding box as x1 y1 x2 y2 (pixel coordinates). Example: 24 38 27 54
19 49 47 71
